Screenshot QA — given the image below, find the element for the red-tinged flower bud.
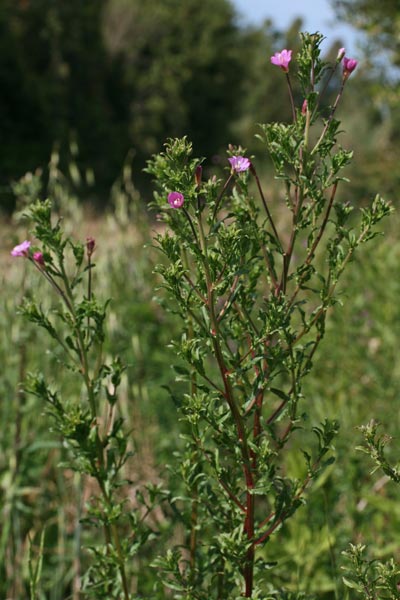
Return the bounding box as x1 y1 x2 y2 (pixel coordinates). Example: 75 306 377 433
195 165 203 187
33 251 45 267
86 237 96 257
301 99 308 115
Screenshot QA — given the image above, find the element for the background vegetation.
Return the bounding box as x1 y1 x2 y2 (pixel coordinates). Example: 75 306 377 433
1 0 399 597
1 0 398 209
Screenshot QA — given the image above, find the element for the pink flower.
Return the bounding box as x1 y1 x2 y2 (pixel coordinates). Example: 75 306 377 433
11 240 31 257
228 156 251 173
33 252 45 266
168 191 185 209
270 49 292 73
301 99 308 115
343 57 358 77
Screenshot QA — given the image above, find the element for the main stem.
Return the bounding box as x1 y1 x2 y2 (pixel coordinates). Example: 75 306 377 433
60 265 131 600
182 249 199 578
197 213 255 596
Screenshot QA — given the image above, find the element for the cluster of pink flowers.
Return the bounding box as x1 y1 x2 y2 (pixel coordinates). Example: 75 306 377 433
270 47 358 79
162 44 359 216
166 155 251 210
11 240 45 266
11 238 97 266
337 46 358 76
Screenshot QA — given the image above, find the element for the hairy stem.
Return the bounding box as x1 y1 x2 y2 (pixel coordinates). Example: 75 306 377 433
197 212 256 596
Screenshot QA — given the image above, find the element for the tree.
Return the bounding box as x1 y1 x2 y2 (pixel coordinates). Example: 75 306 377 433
331 0 400 201
102 0 247 163
0 0 131 209
0 0 250 209
332 0 400 66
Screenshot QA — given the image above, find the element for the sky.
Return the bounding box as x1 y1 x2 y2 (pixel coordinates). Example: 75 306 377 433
231 0 360 56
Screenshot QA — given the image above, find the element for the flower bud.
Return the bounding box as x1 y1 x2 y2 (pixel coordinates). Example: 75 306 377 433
33 252 45 266
86 237 96 258
301 99 308 115
343 57 358 79
337 47 346 62
195 165 203 188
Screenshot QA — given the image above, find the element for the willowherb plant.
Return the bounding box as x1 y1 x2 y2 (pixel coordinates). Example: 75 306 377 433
11 200 154 599
146 33 392 598
341 422 400 599
342 543 400 599
357 420 400 484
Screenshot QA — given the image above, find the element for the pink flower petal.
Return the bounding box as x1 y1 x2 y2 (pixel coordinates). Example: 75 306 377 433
11 240 31 257
270 49 292 72
343 57 358 75
228 156 251 173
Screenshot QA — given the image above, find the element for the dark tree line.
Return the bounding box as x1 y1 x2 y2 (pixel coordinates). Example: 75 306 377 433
0 0 253 209
0 0 398 211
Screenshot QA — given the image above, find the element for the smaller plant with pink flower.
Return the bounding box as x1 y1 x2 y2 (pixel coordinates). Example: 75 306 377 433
12 199 154 599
